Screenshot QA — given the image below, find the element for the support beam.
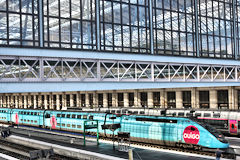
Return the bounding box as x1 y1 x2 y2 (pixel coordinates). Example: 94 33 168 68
149 0 154 54
147 92 153 108
160 90 167 108
103 93 108 108
194 0 200 57
38 0 44 47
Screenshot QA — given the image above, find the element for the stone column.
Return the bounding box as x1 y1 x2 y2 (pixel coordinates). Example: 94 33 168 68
93 92 97 108
191 88 197 108
228 87 234 110
160 90 167 108
3 95 6 107
15 95 18 108
28 95 32 108
103 93 108 108
234 89 238 110
85 93 89 108
33 95 37 109
209 90 218 109
44 95 48 109
124 92 129 107
6 95 10 108
195 90 200 109
62 93 67 109
176 91 183 108
0 95 2 107
112 91 117 107
134 91 138 107
24 95 27 109
38 94 42 109
70 94 74 107
10 95 14 108
147 92 153 108
77 92 81 108
56 94 60 110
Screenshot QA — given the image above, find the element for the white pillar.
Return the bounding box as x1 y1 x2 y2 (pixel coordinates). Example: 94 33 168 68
195 90 200 109
176 91 183 108
160 90 167 108
19 95 23 108
210 90 218 109
85 93 89 108
24 95 27 109
103 93 108 108
3 95 7 107
112 92 117 107
33 95 37 109
191 88 197 108
38 94 42 109
15 96 18 108
234 89 238 110
228 87 234 110
77 92 81 108
92 92 97 108
44 95 48 109
134 91 139 107
147 92 153 108
56 95 60 110
124 92 129 107
70 94 74 107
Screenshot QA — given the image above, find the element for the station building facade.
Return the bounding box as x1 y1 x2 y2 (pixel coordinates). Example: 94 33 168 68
0 0 240 110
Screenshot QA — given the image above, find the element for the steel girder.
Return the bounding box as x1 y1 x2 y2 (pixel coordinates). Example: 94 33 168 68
0 55 239 83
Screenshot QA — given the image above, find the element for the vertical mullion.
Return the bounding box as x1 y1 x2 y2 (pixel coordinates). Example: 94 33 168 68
233 0 237 59
32 0 35 46
47 0 50 47
58 0 61 48
224 1 228 59
218 1 222 58
20 0 23 46
205 0 209 57
90 0 93 49
102 0 106 50
170 0 173 55
194 0 200 57
185 0 188 56
96 0 100 50
112 1 115 51
129 1 132 52
177 0 180 55
80 0 83 49
148 0 153 54
120 0 123 52
212 1 216 58
6 0 9 45
162 0 166 53
137 1 140 53
69 0 72 48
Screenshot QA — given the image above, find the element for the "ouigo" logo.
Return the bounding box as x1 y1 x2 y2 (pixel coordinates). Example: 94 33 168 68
183 125 200 144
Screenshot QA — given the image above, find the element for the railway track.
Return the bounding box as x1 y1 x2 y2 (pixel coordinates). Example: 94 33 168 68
0 137 79 160
5 125 236 160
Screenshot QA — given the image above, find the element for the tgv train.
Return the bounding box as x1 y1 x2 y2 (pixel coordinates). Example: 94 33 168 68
88 107 240 136
0 108 229 149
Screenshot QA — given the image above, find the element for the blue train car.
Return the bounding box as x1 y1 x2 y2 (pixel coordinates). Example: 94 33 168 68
0 108 229 149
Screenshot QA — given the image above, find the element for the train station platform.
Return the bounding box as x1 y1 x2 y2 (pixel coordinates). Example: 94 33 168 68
4 126 232 160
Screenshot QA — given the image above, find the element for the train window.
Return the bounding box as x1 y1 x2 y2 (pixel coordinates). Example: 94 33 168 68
178 112 184 116
186 113 193 117
27 112 30 115
117 110 121 114
27 120 30 122
31 120 33 123
24 119 26 122
34 121 37 123
30 112 33 115
140 111 145 114
172 112 176 116
195 113 201 117
213 113 220 118
72 124 76 128
62 123 65 127
57 114 61 117
45 114 50 118
67 114 71 118
72 114 76 118
67 124 71 127
24 112 26 115
34 113 37 116
77 115 81 119
57 123 60 126
20 119 23 121
89 115 93 120
204 113 211 117
133 111 138 114
61 114 65 118
83 115 87 119
77 125 81 128
111 110 115 113
136 117 177 123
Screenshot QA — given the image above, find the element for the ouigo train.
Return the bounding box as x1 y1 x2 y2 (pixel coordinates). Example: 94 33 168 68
0 108 229 149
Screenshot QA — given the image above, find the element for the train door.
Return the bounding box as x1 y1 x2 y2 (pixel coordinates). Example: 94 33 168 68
229 119 238 135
